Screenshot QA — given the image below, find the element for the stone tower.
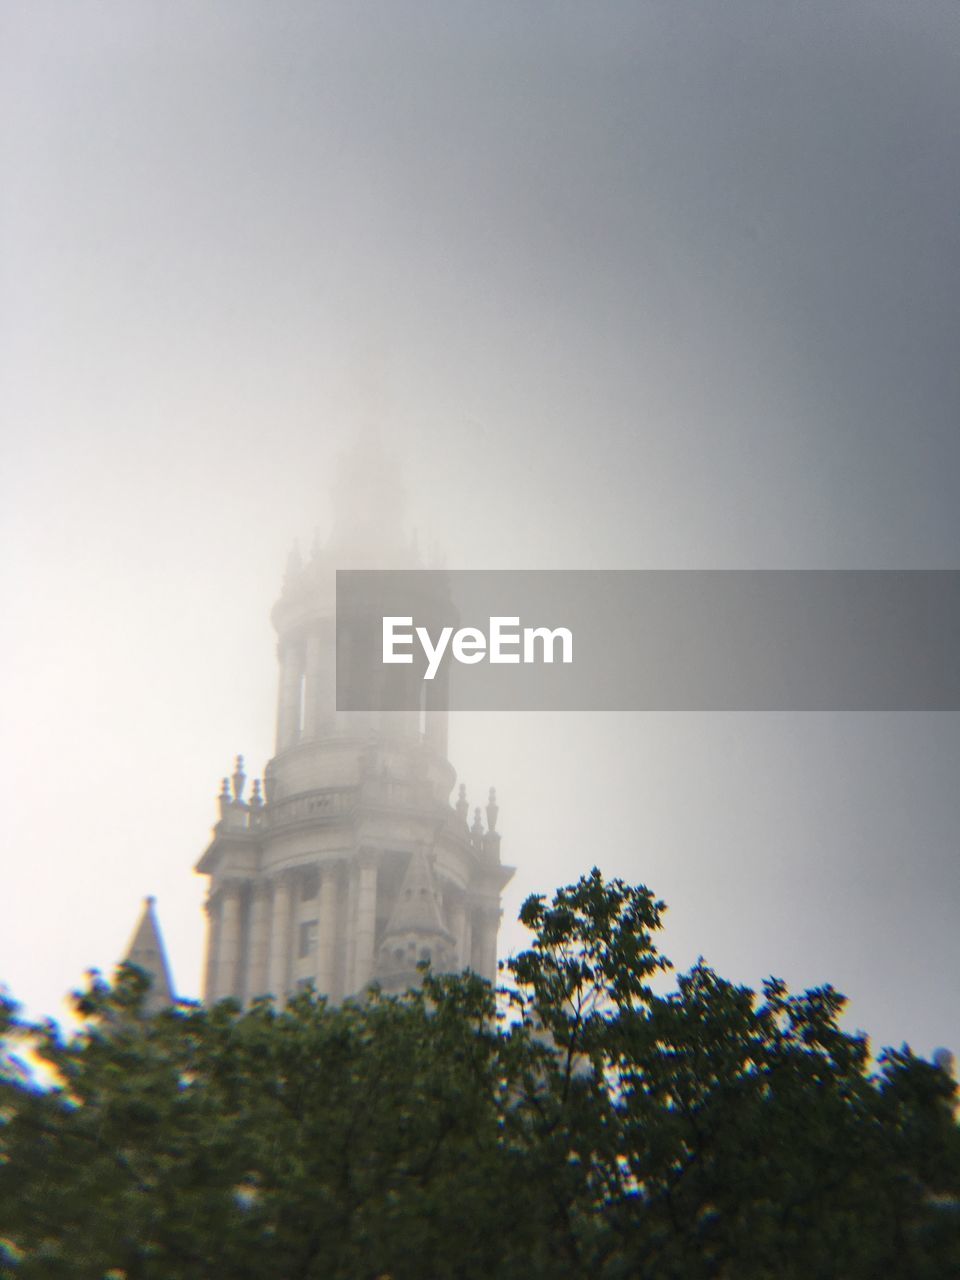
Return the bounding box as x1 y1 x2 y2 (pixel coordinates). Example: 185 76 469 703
196 525 514 1005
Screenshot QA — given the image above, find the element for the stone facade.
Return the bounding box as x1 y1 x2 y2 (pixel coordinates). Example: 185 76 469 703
196 534 514 1005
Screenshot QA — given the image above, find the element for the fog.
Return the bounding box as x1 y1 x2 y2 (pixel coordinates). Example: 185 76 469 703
2 1 959 1055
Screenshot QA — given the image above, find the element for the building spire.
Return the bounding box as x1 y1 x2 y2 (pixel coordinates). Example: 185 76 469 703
380 848 451 940
232 755 247 803
376 847 456 990
121 896 176 1014
486 786 499 833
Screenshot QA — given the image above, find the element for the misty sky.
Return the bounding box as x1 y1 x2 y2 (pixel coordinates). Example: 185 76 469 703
2 2 959 1056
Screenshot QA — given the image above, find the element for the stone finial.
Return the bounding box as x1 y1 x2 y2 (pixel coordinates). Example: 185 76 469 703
455 783 469 823
471 806 484 843
250 778 263 808
218 777 231 819
232 755 247 803
486 786 499 834
263 760 275 804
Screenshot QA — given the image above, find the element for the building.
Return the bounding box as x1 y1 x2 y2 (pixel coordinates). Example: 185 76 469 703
195 528 514 1005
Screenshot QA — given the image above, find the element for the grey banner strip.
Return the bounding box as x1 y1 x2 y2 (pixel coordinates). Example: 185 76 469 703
336 570 960 711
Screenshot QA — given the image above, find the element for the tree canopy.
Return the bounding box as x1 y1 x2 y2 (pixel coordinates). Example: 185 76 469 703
2 869 958 1278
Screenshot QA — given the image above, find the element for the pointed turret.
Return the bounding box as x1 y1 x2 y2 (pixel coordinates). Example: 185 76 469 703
122 896 176 1014
375 848 456 991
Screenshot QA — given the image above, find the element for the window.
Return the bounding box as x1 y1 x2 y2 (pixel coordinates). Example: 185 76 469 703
298 920 318 958
301 869 318 901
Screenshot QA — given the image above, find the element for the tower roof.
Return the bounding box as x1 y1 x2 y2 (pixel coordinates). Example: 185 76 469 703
122 896 176 1013
381 848 454 944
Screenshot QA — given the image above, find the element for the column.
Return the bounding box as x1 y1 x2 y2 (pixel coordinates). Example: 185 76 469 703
276 643 303 751
317 618 336 737
245 882 271 1002
462 910 473 974
202 894 221 1005
351 855 379 994
335 621 352 737
266 874 294 1004
215 883 243 1001
471 907 500 985
303 631 322 740
447 893 467 971
343 864 358 995
314 863 339 999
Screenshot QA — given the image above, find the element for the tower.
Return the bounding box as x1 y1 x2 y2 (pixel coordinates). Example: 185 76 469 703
195 526 514 1005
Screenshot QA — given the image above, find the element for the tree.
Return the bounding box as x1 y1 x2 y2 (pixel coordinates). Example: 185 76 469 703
2 870 958 1278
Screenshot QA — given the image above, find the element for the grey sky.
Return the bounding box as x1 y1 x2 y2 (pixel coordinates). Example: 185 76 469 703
2 2 959 1054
